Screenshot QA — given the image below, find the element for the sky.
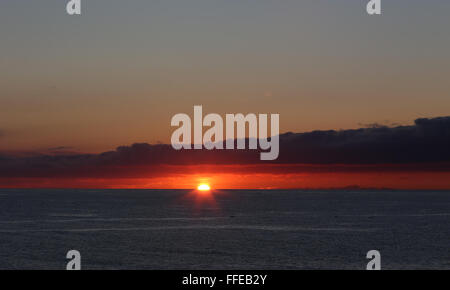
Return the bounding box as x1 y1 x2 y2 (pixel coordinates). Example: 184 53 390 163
1 1 450 189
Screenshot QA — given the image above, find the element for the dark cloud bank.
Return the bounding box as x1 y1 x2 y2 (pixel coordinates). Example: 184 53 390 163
1 116 450 178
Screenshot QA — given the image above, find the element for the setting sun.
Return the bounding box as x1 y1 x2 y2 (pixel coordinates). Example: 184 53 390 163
197 184 211 191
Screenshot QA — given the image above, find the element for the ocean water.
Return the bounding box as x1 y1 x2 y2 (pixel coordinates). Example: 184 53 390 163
0 189 449 270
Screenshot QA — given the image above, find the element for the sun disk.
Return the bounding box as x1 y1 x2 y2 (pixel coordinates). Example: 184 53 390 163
197 184 211 191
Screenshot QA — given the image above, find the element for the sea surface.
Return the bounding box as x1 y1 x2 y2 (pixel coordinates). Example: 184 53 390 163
0 189 449 270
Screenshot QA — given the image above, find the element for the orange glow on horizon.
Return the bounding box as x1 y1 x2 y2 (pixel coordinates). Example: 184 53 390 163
2 164 450 190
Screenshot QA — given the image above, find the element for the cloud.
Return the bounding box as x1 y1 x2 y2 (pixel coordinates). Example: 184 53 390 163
277 116 450 164
0 116 450 179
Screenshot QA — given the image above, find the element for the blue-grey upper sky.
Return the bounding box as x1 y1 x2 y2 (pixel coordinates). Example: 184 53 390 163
1 0 449 152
